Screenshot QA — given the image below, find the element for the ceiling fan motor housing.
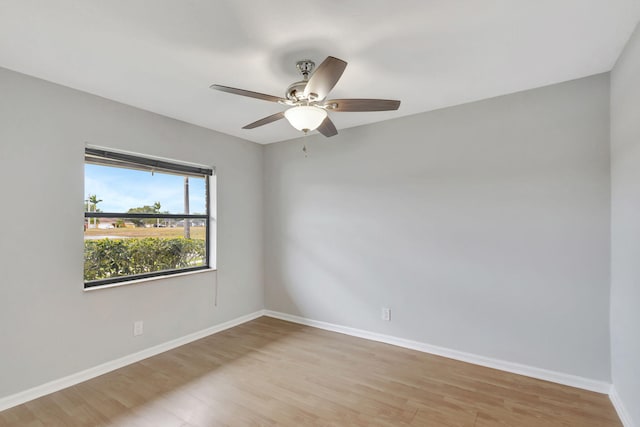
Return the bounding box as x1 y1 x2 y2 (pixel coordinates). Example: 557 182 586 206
286 80 308 101
286 60 316 101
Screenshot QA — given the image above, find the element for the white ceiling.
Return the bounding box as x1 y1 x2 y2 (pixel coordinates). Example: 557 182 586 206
1 1 639 144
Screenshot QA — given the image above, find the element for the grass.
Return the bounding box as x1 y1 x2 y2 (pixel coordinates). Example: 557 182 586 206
84 226 206 240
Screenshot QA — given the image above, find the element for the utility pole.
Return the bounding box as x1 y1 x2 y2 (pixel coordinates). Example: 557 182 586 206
184 177 190 239
85 197 89 231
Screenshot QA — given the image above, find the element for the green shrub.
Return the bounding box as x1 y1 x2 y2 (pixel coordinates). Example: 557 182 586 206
84 237 206 281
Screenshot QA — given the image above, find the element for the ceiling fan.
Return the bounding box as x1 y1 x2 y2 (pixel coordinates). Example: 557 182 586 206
210 56 401 137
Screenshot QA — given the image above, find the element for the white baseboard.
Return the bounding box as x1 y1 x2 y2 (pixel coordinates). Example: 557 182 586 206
263 310 611 394
610 386 636 427
0 310 264 412
1 309 617 415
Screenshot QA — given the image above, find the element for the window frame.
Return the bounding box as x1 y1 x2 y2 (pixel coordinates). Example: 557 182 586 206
84 147 213 288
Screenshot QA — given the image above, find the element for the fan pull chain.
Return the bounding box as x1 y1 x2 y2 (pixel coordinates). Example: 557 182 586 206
302 130 309 157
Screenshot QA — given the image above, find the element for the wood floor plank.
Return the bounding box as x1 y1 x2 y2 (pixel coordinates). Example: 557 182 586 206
0 317 622 426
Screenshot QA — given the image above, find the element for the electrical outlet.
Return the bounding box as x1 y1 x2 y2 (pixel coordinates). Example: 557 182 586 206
382 307 391 321
133 320 144 336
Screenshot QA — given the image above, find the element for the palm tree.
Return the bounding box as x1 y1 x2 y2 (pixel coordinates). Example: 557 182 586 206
88 194 102 228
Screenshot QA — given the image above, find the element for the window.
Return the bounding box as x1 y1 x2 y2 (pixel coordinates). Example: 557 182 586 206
84 147 214 288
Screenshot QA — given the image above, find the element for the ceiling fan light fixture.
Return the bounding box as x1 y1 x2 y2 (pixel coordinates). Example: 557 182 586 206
284 105 327 132
211 56 400 138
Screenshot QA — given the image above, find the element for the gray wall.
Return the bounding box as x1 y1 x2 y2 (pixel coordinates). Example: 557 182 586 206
0 62 619 401
264 74 612 381
0 67 264 398
611 22 640 425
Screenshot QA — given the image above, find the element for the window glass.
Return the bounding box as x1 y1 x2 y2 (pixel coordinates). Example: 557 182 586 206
84 150 212 288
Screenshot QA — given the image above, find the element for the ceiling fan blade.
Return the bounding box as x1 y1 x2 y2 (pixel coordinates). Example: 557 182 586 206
325 99 401 112
303 56 347 100
210 84 285 103
242 111 285 129
317 116 338 137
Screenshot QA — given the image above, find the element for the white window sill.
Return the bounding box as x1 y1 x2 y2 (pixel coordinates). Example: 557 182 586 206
83 268 217 292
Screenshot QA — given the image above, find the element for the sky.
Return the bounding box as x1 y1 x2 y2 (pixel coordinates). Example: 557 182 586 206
85 164 207 214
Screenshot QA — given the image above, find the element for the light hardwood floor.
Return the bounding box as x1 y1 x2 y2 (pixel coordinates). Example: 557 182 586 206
0 317 621 426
